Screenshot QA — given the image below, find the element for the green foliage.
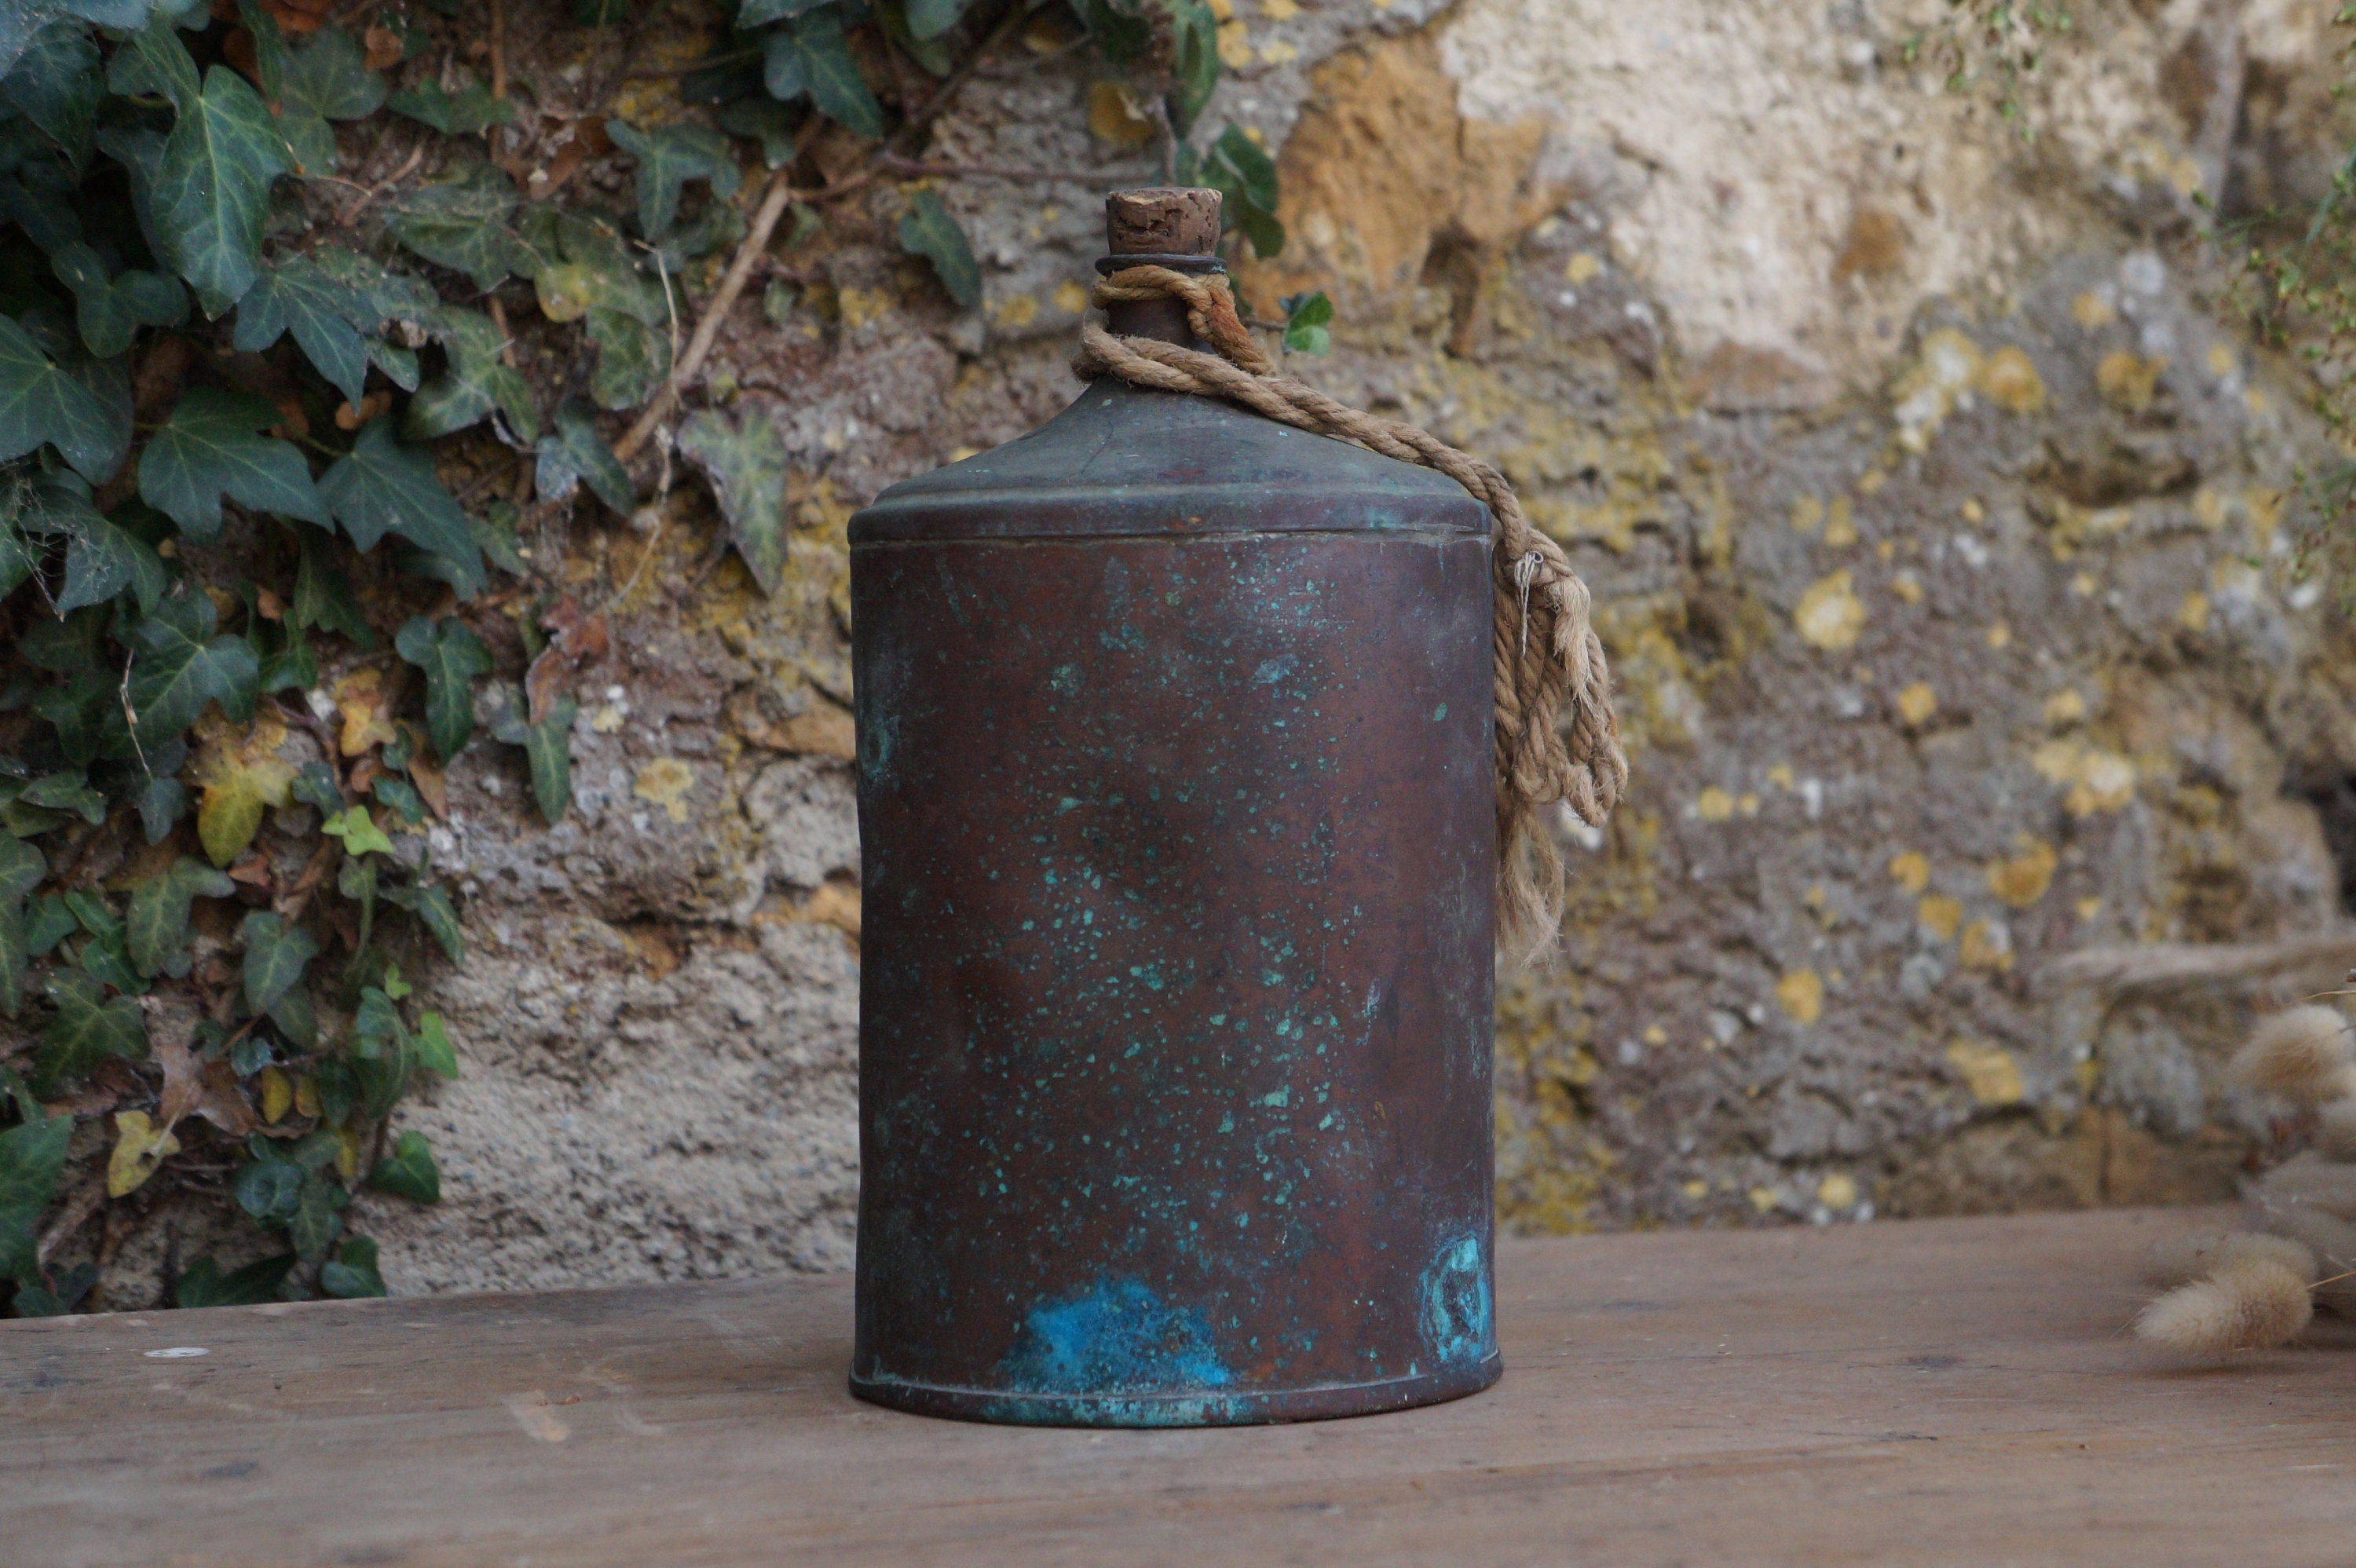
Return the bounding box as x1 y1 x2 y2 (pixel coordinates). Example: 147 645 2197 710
153 59 291 316
1181 125 1285 260
396 616 492 759
232 255 379 406
35 967 146 1095
126 590 258 746
898 188 981 309
535 399 633 514
319 1235 385 1297
0 313 127 481
0 0 1305 1323
1279 291 1331 356
387 77 514 137
319 418 482 580
366 1129 440 1203
608 119 741 239
0 1115 72 1283
679 404 791 594
173 1251 295 1306
763 9 884 138
137 387 327 539
52 242 184 359
494 693 576 826
124 858 232 978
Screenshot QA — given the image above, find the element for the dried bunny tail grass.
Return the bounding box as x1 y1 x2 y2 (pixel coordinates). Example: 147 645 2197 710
2142 1230 2315 1289
2135 1255 2315 1354
2316 1098 2356 1162
2231 1005 2356 1104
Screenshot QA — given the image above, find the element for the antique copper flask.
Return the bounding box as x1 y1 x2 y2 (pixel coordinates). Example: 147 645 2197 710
847 189 1499 1425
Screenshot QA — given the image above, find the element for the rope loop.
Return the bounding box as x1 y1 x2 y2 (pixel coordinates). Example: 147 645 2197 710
1076 267 1629 955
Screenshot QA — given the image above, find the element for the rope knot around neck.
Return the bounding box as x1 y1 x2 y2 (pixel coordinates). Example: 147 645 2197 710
1074 264 1630 955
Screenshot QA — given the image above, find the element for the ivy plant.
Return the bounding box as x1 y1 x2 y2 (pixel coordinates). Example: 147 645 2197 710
0 0 1290 1317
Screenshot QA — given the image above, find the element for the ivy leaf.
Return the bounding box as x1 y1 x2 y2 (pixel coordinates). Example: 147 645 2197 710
765 9 883 139
318 417 485 586
240 908 316 1016
35 967 148 1096
290 759 340 815
232 256 374 406
138 386 329 541
126 588 261 747
405 305 537 444
0 1113 71 1281
191 716 295 865
125 857 234 979
1080 0 1154 64
232 1148 302 1222
276 24 382 174
365 1128 439 1202
415 1010 458 1076
394 614 492 759
232 0 288 111
533 399 633 514
116 11 200 115
678 404 788 596
64 888 121 941
321 802 393 857
0 839 44 905
897 188 980 309
155 64 288 316
1 20 101 170
387 77 514 136
133 773 185 844
173 1251 295 1307
27 669 109 769
716 97 801 168
0 502 35 598
79 928 147 996
384 881 463 963
902 0 971 42
0 905 24 1019
584 307 670 410
20 477 166 613
320 1234 385 1297
1279 289 1332 356
494 693 574 824
384 157 532 290
740 0 833 20
0 310 126 481
49 240 185 358
1190 124 1284 259
22 769 104 824
1165 0 1216 135
371 773 423 823
607 119 741 240
287 1171 342 1262
291 529 373 647
0 163 82 256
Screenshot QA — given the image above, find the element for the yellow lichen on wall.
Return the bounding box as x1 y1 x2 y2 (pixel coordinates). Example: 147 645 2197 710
1231 29 1558 317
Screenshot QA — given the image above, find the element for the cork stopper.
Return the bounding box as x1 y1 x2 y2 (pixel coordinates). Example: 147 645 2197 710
1106 188 1222 256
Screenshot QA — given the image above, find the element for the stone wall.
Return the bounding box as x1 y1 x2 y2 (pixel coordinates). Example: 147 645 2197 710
352 0 2356 1292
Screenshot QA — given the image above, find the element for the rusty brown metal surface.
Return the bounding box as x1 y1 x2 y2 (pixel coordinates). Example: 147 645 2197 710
847 237 1501 1425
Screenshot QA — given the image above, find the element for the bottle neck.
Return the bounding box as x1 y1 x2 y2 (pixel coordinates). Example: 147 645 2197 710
1096 252 1227 350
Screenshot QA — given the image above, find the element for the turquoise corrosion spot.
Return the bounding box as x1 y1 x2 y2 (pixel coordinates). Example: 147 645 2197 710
1418 1234 1493 1368
1000 1279 1232 1394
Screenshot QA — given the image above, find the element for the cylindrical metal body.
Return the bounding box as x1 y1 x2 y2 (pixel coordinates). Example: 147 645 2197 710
847 247 1498 1427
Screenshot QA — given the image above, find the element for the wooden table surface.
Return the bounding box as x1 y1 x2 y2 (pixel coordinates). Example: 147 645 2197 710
5 1204 2351 1566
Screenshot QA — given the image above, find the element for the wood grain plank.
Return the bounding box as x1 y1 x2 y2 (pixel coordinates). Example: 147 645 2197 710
5 1207 2351 1566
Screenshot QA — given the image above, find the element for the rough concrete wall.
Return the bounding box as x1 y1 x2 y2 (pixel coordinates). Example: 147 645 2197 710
359 0 2356 1293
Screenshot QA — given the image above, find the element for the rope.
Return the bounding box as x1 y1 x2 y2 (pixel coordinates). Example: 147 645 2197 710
1075 265 1629 954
